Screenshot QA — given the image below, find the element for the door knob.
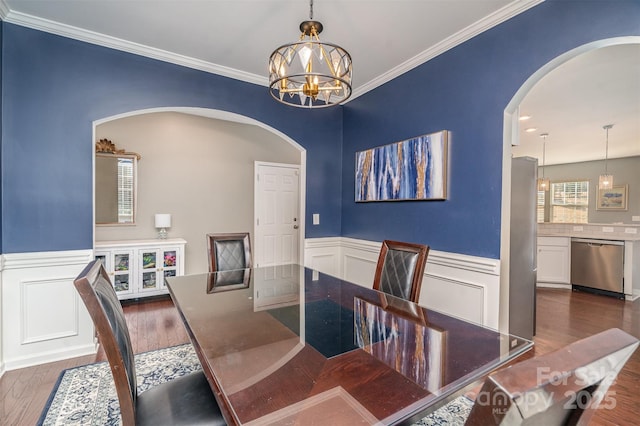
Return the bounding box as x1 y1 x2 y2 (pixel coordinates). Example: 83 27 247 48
293 225 299 229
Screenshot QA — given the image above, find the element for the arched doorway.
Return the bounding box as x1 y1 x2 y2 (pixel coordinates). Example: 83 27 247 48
499 36 640 334
92 107 307 274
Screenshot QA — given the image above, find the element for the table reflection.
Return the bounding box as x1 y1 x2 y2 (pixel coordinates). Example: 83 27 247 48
207 268 251 293
354 295 445 392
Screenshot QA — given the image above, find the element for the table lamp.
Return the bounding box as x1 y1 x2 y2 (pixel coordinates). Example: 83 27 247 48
154 214 171 239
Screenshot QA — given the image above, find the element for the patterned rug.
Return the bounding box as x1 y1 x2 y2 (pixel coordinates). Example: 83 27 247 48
38 342 472 425
38 344 202 426
412 396 473 425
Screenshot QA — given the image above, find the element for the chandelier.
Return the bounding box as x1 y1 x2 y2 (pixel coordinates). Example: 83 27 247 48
537 133 550 192
268 0 352 108
599 124 614 190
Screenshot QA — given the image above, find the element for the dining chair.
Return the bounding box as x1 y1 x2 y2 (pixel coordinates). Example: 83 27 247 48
74 260 227 426
417 327 638 426
206 232 252 272
373 240 429 304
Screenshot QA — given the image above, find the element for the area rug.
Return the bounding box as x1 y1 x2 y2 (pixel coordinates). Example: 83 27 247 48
38 341 472 426
412 396 473 425
38 344 202 426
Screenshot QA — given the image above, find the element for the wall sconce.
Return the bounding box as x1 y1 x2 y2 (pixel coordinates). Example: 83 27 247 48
154 214 171 239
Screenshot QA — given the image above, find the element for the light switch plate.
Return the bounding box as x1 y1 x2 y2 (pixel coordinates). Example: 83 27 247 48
625 228 638 234
573 226 583 231
602 227 614 233
633 216 640 222
312 213 320 225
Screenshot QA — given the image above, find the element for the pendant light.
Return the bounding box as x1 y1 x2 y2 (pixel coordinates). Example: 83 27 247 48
537 133 550 192
599 124 614 190
268 0 352 108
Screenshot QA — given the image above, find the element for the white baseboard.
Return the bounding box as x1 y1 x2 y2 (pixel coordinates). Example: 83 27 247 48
625 290 640 302
537 282 571 289
3 342 98 371
305 237 500 329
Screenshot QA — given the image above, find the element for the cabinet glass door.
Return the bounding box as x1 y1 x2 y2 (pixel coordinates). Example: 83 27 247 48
95 251 133 296
114 253 132 293
140 250 159 291
162 249 178 287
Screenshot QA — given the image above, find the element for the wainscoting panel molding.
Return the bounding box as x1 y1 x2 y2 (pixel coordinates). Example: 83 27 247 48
304 237 501 329
1 250 97 371
21 277 79 344
304 237 341 276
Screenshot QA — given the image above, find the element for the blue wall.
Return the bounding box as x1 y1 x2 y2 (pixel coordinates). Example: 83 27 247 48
2 1 639 257
1 24 343 253
341 0 640 259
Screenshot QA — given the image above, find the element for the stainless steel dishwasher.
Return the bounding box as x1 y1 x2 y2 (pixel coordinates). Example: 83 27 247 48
571 238 624 296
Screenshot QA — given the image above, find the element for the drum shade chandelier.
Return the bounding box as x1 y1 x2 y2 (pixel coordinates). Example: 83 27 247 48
268 0 352 108
599 124 614 190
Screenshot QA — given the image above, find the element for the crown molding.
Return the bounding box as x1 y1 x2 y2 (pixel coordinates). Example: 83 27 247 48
350 0 544 101
0 0 10 20
3 9 269 87
3 0 542 98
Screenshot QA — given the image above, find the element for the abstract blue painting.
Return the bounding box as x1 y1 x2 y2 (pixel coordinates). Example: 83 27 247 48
355 131 448 202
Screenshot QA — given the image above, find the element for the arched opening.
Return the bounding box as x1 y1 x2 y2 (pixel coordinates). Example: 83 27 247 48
499 36 640 333
92 107 307 274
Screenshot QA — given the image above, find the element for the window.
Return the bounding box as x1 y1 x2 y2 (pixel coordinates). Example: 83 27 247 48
550 181 589 223
118 158 134 223
537 191 545 223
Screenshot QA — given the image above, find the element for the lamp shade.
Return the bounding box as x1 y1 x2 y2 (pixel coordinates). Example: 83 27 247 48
154 214 171 228
537 177 550 192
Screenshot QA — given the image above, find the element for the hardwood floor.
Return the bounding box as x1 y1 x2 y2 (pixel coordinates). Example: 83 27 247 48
0 297 191 426
1 289 638 425
534 289 640 426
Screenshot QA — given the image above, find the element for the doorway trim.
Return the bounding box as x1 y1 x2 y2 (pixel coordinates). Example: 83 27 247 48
498 36 640 333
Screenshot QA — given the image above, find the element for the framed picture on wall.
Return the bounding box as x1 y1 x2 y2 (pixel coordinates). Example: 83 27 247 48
355 130 449 202
596 184 628 211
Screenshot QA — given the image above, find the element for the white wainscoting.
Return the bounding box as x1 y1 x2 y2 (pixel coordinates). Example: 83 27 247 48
305 237 501 329
0 250 97 372
0 239 500 372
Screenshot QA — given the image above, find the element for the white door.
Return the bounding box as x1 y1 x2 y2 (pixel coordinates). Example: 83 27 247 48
255 162 301 266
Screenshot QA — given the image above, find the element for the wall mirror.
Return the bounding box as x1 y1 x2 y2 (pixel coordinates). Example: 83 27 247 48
95 139 140 225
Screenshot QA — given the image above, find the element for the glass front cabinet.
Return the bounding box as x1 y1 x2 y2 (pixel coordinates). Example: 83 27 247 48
95 239 186 300
94 249 135 297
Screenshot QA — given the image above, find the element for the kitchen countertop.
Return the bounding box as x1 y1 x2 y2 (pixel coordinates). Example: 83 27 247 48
538 223 640 242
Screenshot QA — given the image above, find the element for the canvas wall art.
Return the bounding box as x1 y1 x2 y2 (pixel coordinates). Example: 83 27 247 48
355 130 449 202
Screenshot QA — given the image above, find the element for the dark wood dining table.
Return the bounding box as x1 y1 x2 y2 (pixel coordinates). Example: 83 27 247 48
166 264 532 425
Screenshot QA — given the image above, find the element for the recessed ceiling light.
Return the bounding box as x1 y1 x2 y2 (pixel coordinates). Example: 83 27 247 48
519 115 532 121
525 127 537 133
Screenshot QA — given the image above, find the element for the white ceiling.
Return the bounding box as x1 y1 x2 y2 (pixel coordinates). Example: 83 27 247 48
514 43 640 165
2 0 638 163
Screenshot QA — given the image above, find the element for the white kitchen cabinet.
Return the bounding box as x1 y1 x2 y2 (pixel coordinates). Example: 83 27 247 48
95 239 186 299
537 236 571 284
